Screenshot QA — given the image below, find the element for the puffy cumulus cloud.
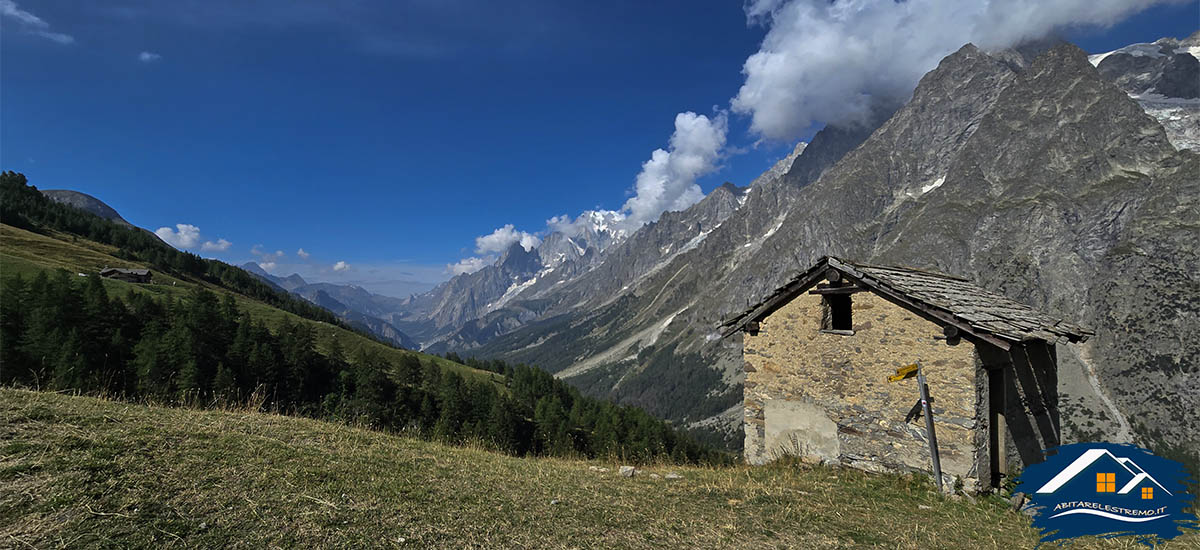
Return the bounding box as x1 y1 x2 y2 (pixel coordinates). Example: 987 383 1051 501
156 223 234 253
446 256 493 276
200 238 232 252
470 110 726 258
621 111 727 229
259 262 277 273
0 0 74 44
333 261 350 272
475 224 542 254
155 223 202 248
138 51 162 62
297 248 311 259
733 0 1178 140
538 112 725 240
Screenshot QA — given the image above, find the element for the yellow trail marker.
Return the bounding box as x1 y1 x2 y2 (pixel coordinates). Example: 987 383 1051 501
888 363 919 382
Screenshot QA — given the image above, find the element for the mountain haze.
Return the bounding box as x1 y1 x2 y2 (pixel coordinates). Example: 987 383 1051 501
240 262 419 350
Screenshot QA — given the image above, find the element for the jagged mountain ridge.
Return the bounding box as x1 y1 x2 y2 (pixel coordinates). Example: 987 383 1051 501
748 141 807 188
426 101 893 356
393 234 605 344
446 40 1198 466
1089 30 1200 152
394 139 823 350
425 181 751 354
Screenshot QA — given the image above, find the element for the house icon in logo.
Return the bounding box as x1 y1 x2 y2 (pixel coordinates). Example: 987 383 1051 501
1037 448 1173 498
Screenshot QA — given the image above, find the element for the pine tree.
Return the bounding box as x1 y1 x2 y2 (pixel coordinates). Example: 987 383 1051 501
212 362 238 404
433 372 466 442
51 329 85 391
487 396 526 455
0 274 28 383
133 321 170 397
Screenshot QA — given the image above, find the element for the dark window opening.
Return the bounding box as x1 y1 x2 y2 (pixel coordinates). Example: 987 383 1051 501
822 295 853 331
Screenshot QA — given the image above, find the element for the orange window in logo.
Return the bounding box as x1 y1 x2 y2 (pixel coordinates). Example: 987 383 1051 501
1096 473 1116 493
1142 487 1153 499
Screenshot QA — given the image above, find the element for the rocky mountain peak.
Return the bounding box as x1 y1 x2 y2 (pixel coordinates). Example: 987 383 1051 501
498 242 542 275
1087 31 1200 152
280 273 308 291
1094 37 1199 99
695 182 746 214
958 41 1175 192
748 141 807 188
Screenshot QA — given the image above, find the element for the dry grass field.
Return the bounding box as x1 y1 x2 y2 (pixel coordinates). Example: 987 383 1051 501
3 389 1196 549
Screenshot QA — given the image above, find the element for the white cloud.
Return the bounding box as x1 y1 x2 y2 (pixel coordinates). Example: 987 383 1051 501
251 245 285 261
297 248 310 259
733 0 1179 140
547 209 626 237
138 51 162 62
155 223 234 253
445 225 541 277
533 111 727 243
475 224 542 254
200 238 232 252
155 223 202 248
259 262 277 273
446 256 493 275
332 261 350 272
0 0 74 44
621 110 727 229
455 110 725 267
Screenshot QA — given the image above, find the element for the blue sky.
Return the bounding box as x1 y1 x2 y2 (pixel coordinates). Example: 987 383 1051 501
3 1 1196 297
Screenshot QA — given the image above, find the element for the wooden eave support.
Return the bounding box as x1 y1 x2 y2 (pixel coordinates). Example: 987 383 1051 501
808 286 866 295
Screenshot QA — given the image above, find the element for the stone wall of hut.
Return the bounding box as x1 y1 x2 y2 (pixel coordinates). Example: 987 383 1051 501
742 290 987 490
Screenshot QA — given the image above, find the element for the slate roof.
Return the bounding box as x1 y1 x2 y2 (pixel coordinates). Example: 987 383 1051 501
720 256 1092 349
100 268 151 276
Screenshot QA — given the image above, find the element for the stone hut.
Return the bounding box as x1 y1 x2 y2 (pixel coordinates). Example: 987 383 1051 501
719 256 1092 491
99 267 152 284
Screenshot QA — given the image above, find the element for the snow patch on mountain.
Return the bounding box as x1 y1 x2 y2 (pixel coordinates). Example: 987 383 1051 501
1136 95 1200 152
488 274 541 312
1090 35 1200 152
920 176 946 194
1088 43 1168 66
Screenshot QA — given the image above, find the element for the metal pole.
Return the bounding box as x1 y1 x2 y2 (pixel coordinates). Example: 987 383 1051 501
917 362 943 492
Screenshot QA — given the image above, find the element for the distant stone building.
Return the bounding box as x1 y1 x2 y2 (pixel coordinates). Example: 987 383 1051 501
720 256 1092 492
99 267 152 284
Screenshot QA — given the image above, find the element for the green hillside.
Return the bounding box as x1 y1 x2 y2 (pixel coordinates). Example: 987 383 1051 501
0 222 491 386
4 389 1193 549
0 172 723 466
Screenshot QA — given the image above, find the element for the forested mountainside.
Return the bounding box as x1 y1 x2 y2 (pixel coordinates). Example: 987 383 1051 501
0 172 726 465
402 39 1199 477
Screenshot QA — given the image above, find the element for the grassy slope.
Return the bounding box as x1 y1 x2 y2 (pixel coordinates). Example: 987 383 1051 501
0 223 498 386
4 390 1195 549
